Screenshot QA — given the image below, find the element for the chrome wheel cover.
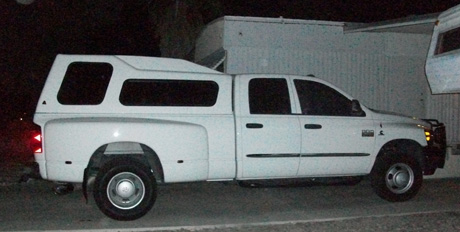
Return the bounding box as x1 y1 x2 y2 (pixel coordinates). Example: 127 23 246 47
385 163 414 194
107 172 145 210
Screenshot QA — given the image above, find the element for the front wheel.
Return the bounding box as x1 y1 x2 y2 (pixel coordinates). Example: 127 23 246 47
93 158 157 221
370 154 422 202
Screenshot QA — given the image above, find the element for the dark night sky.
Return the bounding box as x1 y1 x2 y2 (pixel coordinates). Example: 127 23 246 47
1 0 460 121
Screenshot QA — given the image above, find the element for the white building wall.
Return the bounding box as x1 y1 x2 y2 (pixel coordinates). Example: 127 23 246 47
226 47 427 118
195 16 460 146
223 20 430 118
427 94 460 144
425 93 460 178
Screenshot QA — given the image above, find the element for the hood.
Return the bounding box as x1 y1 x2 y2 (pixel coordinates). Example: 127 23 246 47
370 109 430 128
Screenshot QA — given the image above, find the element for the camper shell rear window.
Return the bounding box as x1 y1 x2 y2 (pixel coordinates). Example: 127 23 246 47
57 62 113 105
119 79 219 107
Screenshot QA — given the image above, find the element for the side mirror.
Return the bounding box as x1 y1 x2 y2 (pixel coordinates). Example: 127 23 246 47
351 99 365 116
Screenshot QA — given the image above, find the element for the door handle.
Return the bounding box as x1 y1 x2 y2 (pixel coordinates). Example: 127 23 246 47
246 123 263 129
304 124 322 129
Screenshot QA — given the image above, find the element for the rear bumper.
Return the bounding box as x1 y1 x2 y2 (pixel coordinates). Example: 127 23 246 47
28 161 41 179
34 159 47 179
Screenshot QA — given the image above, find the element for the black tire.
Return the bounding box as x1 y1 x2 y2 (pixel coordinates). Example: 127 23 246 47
93 158 157 221
370 154 422 202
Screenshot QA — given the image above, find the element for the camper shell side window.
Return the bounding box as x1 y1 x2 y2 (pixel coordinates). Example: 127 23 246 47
119 79 219 107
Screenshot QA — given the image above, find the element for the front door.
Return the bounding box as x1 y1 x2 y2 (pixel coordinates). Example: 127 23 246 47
293 78 375 177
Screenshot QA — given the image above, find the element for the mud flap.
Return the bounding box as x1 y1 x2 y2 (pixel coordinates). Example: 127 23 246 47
83 168 89 204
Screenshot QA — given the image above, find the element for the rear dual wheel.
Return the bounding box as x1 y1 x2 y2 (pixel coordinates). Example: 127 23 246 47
93 158 157 221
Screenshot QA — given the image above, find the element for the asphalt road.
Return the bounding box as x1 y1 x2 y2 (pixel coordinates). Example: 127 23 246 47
0 177 459 231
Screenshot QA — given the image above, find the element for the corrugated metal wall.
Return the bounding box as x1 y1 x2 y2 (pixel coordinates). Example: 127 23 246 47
226 46 460 145
426 94 460 144
226 47 427 118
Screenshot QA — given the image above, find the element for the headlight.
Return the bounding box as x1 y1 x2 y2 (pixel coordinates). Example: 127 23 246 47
424 130 432 142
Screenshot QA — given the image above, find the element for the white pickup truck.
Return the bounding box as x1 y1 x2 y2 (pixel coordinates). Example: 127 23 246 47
31 54 446 220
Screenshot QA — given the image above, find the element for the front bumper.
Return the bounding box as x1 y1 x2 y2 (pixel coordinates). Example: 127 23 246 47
422 119 447 175
423 146 446 175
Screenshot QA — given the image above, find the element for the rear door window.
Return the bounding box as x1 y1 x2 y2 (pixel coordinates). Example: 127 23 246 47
248 78 291 114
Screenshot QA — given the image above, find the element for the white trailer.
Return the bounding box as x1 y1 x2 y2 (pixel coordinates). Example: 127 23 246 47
426 4 460 94
195 16 460 178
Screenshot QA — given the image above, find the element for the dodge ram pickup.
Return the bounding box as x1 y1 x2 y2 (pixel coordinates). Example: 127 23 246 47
31 54 446 220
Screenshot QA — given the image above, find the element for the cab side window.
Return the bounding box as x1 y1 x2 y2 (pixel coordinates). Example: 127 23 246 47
249 78 291 114
294 79 352 116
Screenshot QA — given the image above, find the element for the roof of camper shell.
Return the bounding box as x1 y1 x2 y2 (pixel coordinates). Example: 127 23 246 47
116 55 222 74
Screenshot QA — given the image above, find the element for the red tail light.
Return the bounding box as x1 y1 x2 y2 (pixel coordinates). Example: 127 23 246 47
31 131 43 153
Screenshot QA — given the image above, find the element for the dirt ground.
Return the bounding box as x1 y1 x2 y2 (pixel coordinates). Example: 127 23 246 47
0 162 26 186
1 162 459 232
149 211 460 232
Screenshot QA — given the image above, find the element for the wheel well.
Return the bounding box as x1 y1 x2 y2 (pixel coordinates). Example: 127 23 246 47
86 142 164 184
375 139 425 168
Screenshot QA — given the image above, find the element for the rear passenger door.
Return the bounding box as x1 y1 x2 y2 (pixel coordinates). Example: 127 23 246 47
235 76 301 179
